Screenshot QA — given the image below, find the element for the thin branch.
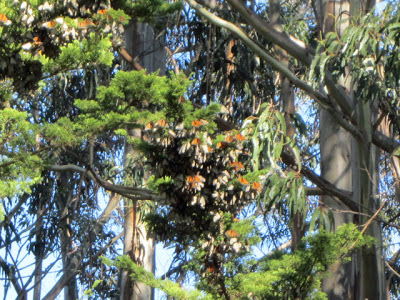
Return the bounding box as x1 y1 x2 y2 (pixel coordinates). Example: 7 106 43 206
160 261 187 280
165 46 180 74
226 0 314 64
360 200 386 235
0 193 29 230
48 164 156 200
187 0 329 108
186 0 364 143
280 149 358 212
226 0 355 121
386 261 400 279
0 256 26 299
42 231 124 300
111 40 144 71
348 200 386 252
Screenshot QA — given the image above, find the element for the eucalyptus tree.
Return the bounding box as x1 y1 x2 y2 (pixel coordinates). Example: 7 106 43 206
182 0 398 298
1 0 400 299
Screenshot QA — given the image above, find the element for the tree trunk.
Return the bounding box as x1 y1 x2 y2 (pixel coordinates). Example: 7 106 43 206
269 0 301 251
60 189 78 300
119 21 165 300
33 205 44 300
33 124 43 300
319 0 385 299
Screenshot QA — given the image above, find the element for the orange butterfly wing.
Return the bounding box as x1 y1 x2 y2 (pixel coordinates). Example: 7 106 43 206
252 182 262 192
155 119 168 127
191 138 201 145
225 135 235 143
0 14 8 22
144 122 154 131
235 133 246 141
238 177 249 185
42 21 56 28
226 229 239 238
192 120 202 127
217 141 228 149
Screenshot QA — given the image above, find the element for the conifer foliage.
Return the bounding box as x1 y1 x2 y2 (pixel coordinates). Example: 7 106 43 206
1 0 400 299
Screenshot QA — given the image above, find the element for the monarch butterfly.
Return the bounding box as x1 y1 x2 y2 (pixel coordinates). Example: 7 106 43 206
252 182 262 192
232 241 242 253
98 9 108 14
222 170 230 177
217 141 228 149
192 120 202 127
168 130 176 138
78 19 92 28
187 175 205 191
226 229 239 238
179 141 191 154
21 42 32 51
238 176 249 185
191 119 208 127
212 190 224 199
155 119 168 127
225 135 235 143
220 104 229 114
42 21 56 28
207 264 217 273
230 161 244 171
235 133 246 141
191 138 201 146
217 174 229 185
0 14 9 22
194 175 205 183
55 17 64 24
144 122 154 131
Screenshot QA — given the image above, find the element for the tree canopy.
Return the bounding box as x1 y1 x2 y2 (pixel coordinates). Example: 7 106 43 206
1 0 400 299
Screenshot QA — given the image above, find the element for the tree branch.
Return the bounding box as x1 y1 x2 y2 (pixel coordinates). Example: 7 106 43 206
0 193 29 230
0 255 26 299
112 40 144 71
187 0 327 104
226 0 355 120
372 131 400 154
42 231 124 300
48 164 156 200
280 149 358 212
186 0 364 142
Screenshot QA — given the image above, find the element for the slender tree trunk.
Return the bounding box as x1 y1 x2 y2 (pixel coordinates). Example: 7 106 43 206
33 205 44 300
33 118 43 300
60 190 78 300
269 0 301 251
119 21 165 300
319 0 385 299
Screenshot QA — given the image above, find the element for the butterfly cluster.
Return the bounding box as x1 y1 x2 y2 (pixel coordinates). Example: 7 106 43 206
140 112 263 266
0 1 128 94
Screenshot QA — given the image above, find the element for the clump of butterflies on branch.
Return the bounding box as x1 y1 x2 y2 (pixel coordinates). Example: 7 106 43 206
134 100 303 278
0 0 128 92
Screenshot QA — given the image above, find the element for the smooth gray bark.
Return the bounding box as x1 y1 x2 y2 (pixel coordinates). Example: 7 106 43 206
320 1 385 299
119 22 165 300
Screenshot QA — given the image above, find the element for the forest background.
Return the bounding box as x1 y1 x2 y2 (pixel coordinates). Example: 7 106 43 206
1 0 400 299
